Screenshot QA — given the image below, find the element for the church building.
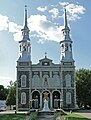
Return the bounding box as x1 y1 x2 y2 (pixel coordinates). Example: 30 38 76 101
16 6 76 111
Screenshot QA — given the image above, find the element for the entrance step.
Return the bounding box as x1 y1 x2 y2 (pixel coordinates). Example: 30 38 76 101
38 111 55 120
38 111 55 116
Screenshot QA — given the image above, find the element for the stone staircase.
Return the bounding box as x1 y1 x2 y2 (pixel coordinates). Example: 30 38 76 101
37 111 55 120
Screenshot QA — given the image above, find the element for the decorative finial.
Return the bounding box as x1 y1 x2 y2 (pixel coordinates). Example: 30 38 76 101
45 52 47 58
63 5 68 28
21 5 30 41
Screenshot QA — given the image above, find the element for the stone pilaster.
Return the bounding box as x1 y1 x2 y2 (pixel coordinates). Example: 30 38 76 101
50 92 52 108
40 92 42 109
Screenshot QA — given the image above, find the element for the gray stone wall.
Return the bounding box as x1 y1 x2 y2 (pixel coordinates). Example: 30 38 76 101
18 89 29 109
62 71 74 87
17 71 29 88
63 89 75 108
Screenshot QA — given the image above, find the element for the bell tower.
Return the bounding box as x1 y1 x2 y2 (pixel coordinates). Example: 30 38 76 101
18 5 31 62
60 8 74 62
60 8 76 109
16 6 32 111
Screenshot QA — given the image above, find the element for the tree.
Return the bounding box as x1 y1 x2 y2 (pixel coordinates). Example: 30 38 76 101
76 68 91 108
0 85 8 100
6 81 16 109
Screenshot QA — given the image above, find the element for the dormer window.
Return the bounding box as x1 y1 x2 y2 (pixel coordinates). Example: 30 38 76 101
42 62 50 66
44 62 48 65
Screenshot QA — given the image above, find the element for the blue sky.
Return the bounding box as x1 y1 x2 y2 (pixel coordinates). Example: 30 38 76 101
0 0 91 87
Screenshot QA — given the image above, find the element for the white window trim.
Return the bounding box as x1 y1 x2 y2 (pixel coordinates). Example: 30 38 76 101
21 75 26 87
65 74 71 87
21 92 26 104
66 92 71 104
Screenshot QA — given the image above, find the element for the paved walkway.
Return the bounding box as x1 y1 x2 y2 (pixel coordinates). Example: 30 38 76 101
37 115 54 120
74 110 91 119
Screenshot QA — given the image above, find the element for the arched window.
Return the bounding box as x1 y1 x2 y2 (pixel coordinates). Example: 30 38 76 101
65 43 68 51
66 92 71 104
21 92 26 104
61 44 64 52
21 75 26 87
32 75 40 87
65 74 71 87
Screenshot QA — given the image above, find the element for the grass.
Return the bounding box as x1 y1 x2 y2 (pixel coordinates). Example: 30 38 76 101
64 113 91 120
0 114 27 120
0 113 90 120
55 112 91 120
0 112 38 120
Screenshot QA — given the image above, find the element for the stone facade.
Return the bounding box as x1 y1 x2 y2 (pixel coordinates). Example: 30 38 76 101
16 7 76 111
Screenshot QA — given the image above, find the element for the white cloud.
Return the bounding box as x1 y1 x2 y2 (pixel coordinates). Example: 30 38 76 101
0 2 86 43
8 22 23 41
59 2 69 7
0 14 8 31
28 14 63 43
59 2 86 21
0 76 13 88
37 6 47 12
13 32 22 41
8 22 22 33
49 8 59 18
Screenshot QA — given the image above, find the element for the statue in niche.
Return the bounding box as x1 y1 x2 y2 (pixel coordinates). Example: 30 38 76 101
44 78 48 86
42 92 50 111
43 92 49 100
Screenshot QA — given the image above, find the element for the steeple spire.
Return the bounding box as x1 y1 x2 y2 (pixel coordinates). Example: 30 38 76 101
61 7 71 41
21 5 30 41
24 5 28 28
18 5 31 62
60 7 74 62
64 8 68 28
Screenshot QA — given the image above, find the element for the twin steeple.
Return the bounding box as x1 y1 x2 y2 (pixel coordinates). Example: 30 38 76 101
60 7 74 62
61 8 71 41
18 6 74 63
18 5 31 62
21 5 30 41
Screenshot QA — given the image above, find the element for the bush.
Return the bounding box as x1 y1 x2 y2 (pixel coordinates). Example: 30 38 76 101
30 112 37 120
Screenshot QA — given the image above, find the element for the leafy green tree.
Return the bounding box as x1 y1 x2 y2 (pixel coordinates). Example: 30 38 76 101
0 85 8 100
76 68 91 108
6 81 16 109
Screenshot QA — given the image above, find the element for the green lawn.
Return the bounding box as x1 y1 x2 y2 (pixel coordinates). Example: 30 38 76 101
65 113 91 120
0 113 90 120
0 114 26 120
56 113 91 120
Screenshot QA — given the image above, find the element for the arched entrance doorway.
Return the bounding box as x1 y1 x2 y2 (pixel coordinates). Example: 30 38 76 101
32 91 40 109
52 91 60 109
42 91 50 108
